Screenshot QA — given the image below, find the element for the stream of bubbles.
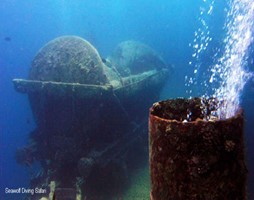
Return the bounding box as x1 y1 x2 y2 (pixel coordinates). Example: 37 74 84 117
188 0 254 119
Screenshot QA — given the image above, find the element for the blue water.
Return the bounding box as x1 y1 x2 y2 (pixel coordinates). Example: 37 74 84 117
0 0 253 199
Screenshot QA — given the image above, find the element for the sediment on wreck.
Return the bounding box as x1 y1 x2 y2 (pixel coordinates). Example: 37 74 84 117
149 98 247 200
13 36 171 199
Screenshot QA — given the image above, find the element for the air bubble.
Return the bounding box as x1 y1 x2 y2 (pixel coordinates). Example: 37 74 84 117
187 0 254 119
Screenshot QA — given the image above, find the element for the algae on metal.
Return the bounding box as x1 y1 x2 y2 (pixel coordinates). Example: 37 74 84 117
12 79 113 99
30 36 109 85
108 40 169 77
13 69 168 101
149 98 247 200
13 36 171 200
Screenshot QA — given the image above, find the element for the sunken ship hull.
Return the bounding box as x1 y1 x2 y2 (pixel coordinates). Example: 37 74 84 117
13 36 170 199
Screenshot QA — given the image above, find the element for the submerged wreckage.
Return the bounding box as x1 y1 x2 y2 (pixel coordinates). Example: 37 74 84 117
13 36 171 199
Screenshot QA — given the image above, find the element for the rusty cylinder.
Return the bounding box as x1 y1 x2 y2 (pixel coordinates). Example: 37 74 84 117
149 98 247 200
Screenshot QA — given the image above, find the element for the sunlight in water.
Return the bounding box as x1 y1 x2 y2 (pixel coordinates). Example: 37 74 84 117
189 0 254 119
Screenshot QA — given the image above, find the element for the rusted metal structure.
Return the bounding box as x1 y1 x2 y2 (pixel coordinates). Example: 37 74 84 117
13 36 170 199
149 98 247 200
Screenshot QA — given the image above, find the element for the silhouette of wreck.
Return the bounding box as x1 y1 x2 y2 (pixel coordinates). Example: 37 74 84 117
13 36 171 199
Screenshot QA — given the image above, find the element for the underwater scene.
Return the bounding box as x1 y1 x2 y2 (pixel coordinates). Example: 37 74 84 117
0 0 254 199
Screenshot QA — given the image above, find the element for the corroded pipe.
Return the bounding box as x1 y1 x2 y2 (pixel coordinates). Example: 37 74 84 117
149 98 247 200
